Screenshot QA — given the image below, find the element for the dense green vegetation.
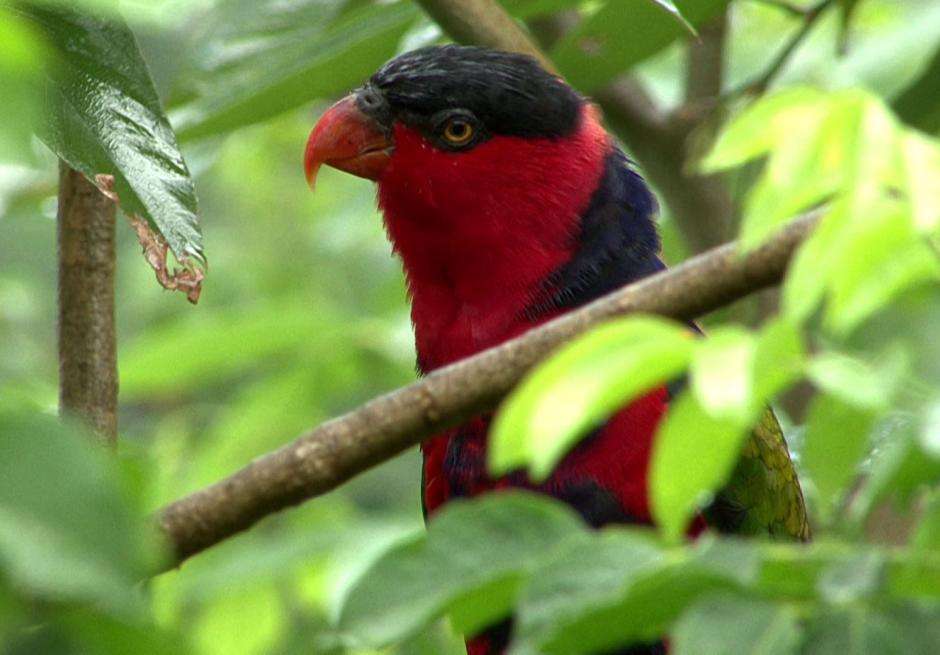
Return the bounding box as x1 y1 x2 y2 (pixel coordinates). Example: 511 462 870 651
1 1 939 653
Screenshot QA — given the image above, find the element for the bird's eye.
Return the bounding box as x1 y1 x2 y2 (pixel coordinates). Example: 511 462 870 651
442 118 475 146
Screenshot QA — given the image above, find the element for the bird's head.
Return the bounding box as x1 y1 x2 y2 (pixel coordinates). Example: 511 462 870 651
304 45 609 228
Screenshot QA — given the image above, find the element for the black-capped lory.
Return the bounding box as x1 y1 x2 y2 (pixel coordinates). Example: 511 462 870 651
305 45 809 654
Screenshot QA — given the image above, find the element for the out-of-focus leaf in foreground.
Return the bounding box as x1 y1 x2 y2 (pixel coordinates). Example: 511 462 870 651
338 493 585 647
0 406 161 615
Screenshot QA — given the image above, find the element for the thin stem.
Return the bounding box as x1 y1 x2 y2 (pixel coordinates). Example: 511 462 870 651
731 0 835 98
57 161 119 445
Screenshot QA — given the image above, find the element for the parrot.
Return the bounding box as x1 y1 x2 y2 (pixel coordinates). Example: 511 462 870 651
304 45 809 654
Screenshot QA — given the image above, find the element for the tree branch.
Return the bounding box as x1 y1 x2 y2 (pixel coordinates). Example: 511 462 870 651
685 8 728 104
57 161 118 445
157 214 819 567
417 0 555 72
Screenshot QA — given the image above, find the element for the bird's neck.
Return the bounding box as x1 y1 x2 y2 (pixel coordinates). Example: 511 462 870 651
377 106 610 372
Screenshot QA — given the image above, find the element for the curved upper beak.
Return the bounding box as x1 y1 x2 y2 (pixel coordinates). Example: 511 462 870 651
304 94 392 190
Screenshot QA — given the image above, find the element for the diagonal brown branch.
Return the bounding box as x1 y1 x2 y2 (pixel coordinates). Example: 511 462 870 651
157 214 818 567
57 161 119 445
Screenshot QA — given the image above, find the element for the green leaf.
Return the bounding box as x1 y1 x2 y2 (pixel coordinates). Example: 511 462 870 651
802 607 940 655
173 1 417 140
806 348 908 411
24 5 203 263
700 88 829 173
489 316 694 480
899 130 940 232
551 0 728 91
0 9 48 165
649 0 697 35
0 407 160 616
817 551 885 604
801 395 875 517
650 391 751 543
781 204 845 324
672 593 801 655
690 327 756 423
893 44 940 135
510 530 666 655
515 537 758 655
337 493 585 647
752 318 806 403
823 200 940 336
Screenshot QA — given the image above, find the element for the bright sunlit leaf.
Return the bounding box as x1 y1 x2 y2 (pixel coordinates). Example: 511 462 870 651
490 316 695 481
650 392 750 543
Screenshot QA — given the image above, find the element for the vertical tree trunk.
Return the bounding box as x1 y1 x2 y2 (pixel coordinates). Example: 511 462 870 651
57 161 118 445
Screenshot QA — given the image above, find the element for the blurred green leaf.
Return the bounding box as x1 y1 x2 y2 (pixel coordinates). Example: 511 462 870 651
24 4 203 263
823 200 939 336
672 593 801 655
802 606 940 655
650 0 697 35
518 537 757 655
899 130 940 232
490 316 694 480
0 407 159 615
893 44 940 135
0 9 47 165
818 551 885 604
752 318 806 402
802 395 876 516
510 530 665 654
551 0 728 91
849 425 940 524
690 327 756 423
651 391 750 542
173 1 417 140
338 493 585 647
700 88 829 174
807 348 907 411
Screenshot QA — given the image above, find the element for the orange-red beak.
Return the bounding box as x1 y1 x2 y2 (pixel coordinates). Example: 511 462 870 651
304 94 392 190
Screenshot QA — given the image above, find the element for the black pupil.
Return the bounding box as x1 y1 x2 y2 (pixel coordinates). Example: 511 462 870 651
448 121 469 139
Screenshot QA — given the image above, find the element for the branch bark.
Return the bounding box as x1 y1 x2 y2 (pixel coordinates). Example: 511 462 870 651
158 214 818 567
57 161 118 445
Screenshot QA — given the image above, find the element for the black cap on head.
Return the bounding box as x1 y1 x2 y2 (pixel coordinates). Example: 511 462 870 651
360 45 584 144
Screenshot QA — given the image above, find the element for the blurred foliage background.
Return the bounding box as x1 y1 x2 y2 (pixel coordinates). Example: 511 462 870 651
1 0 939 653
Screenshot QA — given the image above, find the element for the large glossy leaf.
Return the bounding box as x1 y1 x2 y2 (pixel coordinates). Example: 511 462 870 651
489 316 695 480
0 407 160 615
337 493 586 647
22 5 203 265
551 0 728 91
173 0 417 141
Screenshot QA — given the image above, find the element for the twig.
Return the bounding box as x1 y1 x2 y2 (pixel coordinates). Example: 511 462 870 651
157 214 819 567
730 0 835 98
747 0 815 17
416 0 555 73
57 161 118 445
